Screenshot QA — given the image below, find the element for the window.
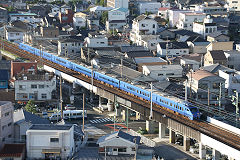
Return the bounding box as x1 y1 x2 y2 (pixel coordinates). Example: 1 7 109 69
213 83 220 89
132 147 136 151
199 83 208 89
50 138 59 142
41 94 47 99
0 81 6 87
39 85 44 89
72 50 74 53
8 134 11 138
232 1 238 3
118 148 127 152
166 73 174 76
31 85 37 89
5 112 9 117
100 42 105 44
153 24 155 28
8 122 12 126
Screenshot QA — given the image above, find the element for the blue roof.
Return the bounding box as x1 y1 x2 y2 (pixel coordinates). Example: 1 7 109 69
0 70 8 80
97 130 141 144
110 7 128 13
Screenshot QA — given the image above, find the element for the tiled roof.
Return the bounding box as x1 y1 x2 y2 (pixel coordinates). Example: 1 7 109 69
29 124 72 130
191 70 217 81
14 109 50 125
0 144 25 157
207 32 228 38
209 50 226 61
158 42 189 49
126 51 153 58
158 7 169 11
97 130 141 145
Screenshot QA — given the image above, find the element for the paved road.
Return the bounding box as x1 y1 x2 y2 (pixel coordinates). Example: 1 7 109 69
154 142 197 160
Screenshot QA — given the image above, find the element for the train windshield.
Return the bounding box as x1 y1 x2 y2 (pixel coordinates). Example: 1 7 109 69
190 107 198 113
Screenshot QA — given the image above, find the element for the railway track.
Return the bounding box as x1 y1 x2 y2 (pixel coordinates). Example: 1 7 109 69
1 41 240 152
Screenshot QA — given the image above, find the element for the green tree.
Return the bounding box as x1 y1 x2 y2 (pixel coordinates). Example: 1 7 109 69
24 100 37 114
100 11 108 25
96 0 105 6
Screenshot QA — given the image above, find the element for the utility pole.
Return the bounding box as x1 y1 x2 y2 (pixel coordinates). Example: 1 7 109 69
82 92 85 132
219 83 222 114
87 48 90 63
189 70 192 98
208 88 210 113
166 36 169 63
60 76 63 120
232 91 239 127
121 57 123 80
149 82 153 120
185 80 187 102
114 95 116 131
91 61 94 103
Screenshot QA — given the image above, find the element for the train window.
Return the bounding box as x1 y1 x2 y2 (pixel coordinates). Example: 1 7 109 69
170 103 172 106
137 90 138 93
186 109 190 111
180 107 182 110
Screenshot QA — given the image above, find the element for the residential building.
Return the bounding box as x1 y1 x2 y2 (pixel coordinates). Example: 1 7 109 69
59 9 74 24
206 41 234 52
218 68 240 96
60 4 71 13
40 26 59 38
180 53 202 73
194 2 227 16
5 26 25 43
193 17 217 38
58 38 82 57
84 33 108 48
26 124 75 159
207 32 230 42
177 12 206 31
14 72 56 101
11 61 37 78
0 7 8 23
138 35 163 51
90 6 113 17
156 42 189 57
134 57 167 72
107 0 128 9
204 50 227 66
73 12 87 29
87 17 100 30
157 28 175 40
0 144 25 160
0 101 14 148
186 36 210 54
29 5 47 17
124 50 153 59
174 29 202 42
97 130 140 156
51 5 60 15
186 69 226 105
225 0 240 12
158 7 170 19
168 9 192 27
224 50 240 70
13 109 50 142
8 13 37 23
0 70 8 89
138 2 162 14
106 8 128 31
142 65 183 80
130 15 158 44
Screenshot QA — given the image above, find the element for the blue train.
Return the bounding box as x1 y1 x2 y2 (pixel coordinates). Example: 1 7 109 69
19 43 200 120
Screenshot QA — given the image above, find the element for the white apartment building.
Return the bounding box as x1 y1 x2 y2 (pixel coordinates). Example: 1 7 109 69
5 27 25 43
14 73 56 101
107 0 128 9
225 0 240 12
138 35 163 51
130 15 158 44
168 9 192 27
177 12 206 31
58 38 82 57
90 6 113 17
106 7 128 31
0 101 14 148
224 50 240 70
195 3 227 16
142 65 183 80
138 2 162 14
193 17 217 38
84 34 108 48
73 12 87 29
26 124 75 159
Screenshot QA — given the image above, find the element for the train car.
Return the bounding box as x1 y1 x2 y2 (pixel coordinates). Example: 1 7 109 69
42 51 52 61
49 110 87 121
19 43 40 56
72 63 92 77
52 55 73 69
94 72 120 88
119 81 151 101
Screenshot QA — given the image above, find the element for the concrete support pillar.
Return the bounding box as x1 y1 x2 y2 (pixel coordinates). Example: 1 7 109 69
183 136 190 151
212 149 220 160
98 96 102 108
159 122 166 139
107 99 113 111
199 143 206 159
169 129 175 144
122 109 130 121
146 120 155 134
